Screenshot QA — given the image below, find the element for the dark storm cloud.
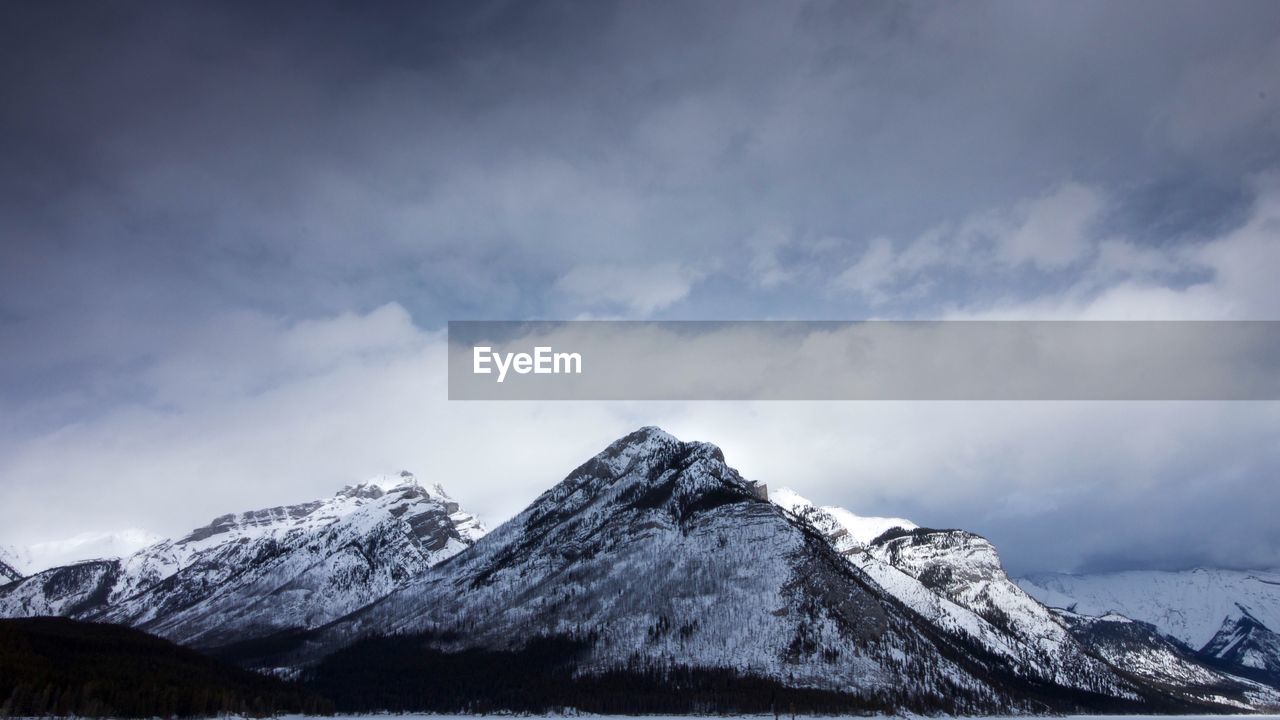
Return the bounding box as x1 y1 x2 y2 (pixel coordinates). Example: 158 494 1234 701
1 0 1279 572
5 2 1278 328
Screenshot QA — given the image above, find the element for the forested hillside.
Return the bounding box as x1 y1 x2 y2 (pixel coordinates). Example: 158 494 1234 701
0 618 331 717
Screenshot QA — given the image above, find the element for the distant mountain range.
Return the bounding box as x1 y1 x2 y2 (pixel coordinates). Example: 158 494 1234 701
1 428 1277 714
1019 567 1280 691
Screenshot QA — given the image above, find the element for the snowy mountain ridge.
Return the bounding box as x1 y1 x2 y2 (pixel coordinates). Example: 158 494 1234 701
772 488 1154 698
299 427 1188 713
3 428 1279 714
1017 567 1280 688
1017 567 1280 649
1202 604 1280 679
1052 607 1280 711
0 471 484 647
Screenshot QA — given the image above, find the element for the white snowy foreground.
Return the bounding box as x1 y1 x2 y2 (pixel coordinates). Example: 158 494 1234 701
267 707 1280 712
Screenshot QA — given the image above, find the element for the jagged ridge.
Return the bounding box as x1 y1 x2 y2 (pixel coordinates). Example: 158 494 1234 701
0 472 484 648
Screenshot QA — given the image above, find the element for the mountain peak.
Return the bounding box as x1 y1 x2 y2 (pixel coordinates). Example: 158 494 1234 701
599 425 680 459
339 471 427 500
563 427 717 487
506 427 763 551
600 427 734 490
1201 601 1280 683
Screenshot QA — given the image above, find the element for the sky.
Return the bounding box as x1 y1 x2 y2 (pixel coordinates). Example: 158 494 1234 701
2 0 1279 575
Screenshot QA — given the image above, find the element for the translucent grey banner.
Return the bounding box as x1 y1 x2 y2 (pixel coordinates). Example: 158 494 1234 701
447 321 1280 400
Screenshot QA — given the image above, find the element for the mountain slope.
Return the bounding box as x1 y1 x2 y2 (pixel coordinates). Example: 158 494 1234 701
1018 568 1280 649
1199 604 1280 687
305 427 1156 714
1055 609 1280 711
1018 568 1280 687
773 487 1280 712
0 473 483 648
773 490 1138 698
0 550 21 584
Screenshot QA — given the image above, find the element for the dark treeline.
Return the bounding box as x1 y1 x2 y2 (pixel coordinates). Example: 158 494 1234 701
310 631 956 715
1 619 1229 718
0 618 332 718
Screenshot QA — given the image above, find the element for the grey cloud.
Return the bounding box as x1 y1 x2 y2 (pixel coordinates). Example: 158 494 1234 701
6 3 1279 333
2 0 1280 574
4 305 1278 576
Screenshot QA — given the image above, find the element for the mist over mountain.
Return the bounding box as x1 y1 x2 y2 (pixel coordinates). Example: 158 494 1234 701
1 530 161 578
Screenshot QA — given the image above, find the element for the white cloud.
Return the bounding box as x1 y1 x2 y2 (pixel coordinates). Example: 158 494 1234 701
833 174 1280 323
2 299 1279 575
555 261 703 316
834 237 897 301
990 182 1102 269
7 180 1280 575
143 303 424 409
961 173 1280 320
836 182 1105 304
745 226 796 289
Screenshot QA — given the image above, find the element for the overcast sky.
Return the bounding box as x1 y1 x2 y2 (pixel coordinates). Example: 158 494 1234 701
2 0 1279 575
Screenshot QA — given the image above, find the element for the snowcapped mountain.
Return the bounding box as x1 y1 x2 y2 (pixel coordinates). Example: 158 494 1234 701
1018 568 1280 650
1200 604 1280 685
0 472 483 648
772 489 1139 699
1018 568 1280 687
300 427 1168 714
1 529 162 578
4 426 1276 714
1053 608 1280 711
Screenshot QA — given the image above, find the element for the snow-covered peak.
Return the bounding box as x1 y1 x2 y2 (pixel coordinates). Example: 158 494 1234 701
0 473 487 648
342 470 423 496
1195 602 1280 685
771 486 917 546
594 426 683 476
769 486 813 514
171 474 477 558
